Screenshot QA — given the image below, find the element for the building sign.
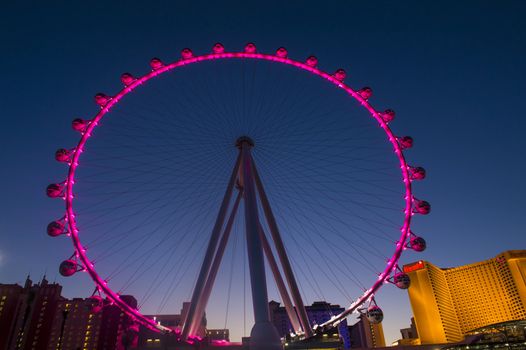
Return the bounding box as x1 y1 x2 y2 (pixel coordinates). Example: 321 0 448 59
403 261 425 273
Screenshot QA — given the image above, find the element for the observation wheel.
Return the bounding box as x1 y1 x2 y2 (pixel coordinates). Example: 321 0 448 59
46 43 429 349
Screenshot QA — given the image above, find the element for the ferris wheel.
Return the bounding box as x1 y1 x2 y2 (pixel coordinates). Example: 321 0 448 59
46 43 429 349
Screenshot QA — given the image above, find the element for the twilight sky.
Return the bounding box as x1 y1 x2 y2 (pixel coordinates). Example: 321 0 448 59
0 0 525 344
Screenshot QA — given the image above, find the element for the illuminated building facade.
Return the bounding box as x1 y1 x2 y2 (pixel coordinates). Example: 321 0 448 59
47 295 138 350
47 297 103 350
0 283 24 349
404 250 526 344
348 313 386 348
1 276 138 350
1 276 63 350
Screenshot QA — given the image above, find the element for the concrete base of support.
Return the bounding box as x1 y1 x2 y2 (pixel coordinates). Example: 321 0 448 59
249 321 283 350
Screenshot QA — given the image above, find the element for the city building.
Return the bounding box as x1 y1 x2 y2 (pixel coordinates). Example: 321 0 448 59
348 313 386 348
1 276 63 350
269 300 351 348
404 250 526 344
47 294 138 350
0 283 24 349
137 314 182 348
97 295 138 349
1 275 139 350
47 297 103 350
399 317 418 340
394 317 419 346
136 302 206 349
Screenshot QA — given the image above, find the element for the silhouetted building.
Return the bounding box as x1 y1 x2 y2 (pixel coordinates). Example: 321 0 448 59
98 295 138 350
269 300 351 349
348 313 385 348
399 317 418 340
404 250 526 344
394 317 420 346
137 314 181 348
137 302 206 348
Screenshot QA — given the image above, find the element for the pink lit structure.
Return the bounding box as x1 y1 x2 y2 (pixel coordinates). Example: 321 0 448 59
46 43 429 349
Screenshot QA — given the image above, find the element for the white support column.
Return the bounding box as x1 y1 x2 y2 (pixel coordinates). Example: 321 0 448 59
182 154 241 340
253 163 314 338
188 189 243 336
239 137 281 350
258 222 302 334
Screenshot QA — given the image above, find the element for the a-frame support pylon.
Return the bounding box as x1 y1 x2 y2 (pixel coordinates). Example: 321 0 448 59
182 137 313 349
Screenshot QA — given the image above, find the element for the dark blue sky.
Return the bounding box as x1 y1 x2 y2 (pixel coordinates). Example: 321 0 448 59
1 0 524 343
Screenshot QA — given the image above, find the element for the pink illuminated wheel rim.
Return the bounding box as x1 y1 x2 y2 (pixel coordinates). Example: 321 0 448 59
48 43 428 337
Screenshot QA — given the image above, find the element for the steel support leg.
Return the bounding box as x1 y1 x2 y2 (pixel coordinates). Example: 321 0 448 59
258 222 302 335
188 189 243 336
240 141 281 350
182 154 241 340
253 163 314 338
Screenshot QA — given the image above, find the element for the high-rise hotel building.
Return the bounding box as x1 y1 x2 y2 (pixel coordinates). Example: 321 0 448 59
0 276 138 350
403 250 526 344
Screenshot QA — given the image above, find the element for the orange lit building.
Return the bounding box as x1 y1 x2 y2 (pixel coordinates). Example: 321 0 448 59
403 250 526 345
